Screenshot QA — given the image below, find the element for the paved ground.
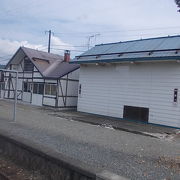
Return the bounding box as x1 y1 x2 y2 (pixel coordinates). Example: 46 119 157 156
45 107 179 140
0 99 179 180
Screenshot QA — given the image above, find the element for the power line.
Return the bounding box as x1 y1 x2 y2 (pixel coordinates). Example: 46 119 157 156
99 32 180 38
0 55 12 58
0 58 10 62
51 48 85 52
37 47 48 51
53 26 180 36
51 44 89 48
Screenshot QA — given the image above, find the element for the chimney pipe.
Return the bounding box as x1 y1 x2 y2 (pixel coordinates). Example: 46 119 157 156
64 50 70 62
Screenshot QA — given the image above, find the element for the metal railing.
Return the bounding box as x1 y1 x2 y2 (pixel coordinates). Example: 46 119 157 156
0 69 18 122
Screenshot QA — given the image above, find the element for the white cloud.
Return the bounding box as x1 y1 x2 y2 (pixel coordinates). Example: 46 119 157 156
0 39 44 55
0 38 44 64
51 36 75 50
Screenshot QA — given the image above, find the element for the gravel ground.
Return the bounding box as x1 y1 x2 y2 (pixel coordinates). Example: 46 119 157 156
0 153 45 180
0 99 179 180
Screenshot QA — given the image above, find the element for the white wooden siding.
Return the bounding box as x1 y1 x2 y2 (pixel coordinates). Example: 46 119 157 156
68 69 79 80
78 62 180 128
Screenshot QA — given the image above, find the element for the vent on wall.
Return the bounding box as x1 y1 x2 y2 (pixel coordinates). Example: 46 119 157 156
123 105 149 123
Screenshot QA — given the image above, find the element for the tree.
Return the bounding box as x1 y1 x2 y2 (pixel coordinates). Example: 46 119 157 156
175 0 180 12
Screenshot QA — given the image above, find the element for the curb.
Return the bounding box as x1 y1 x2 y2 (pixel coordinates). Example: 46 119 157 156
96 170 129 180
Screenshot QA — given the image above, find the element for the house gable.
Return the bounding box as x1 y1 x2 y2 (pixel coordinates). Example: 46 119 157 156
5 47 43 77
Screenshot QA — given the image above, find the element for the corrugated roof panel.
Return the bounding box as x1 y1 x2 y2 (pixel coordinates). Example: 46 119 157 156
72 35 180 64
78 35 180 57
105 41 138 54
157 36 180 50
81 43 114 56
120 38 166 52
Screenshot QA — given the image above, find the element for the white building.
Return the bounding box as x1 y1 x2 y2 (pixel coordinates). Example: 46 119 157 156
1 47 80 107
72 35 180 128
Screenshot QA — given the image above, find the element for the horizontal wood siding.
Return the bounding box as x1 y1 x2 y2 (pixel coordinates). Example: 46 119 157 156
78 62 180 128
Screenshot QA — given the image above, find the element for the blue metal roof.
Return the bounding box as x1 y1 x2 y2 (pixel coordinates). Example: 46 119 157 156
71 35 180 64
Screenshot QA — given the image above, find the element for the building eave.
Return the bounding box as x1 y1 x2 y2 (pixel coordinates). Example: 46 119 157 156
70 56 180 64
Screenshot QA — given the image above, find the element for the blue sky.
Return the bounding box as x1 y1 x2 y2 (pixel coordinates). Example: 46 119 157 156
0 0 180 64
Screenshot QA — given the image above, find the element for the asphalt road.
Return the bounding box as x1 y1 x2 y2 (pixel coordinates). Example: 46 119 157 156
0 100 179 180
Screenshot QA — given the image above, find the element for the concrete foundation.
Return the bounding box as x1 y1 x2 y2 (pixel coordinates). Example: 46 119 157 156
0 133 96 180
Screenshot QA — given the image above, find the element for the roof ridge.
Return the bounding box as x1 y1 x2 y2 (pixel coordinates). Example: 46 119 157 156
21 46 63 57
95 34 180 47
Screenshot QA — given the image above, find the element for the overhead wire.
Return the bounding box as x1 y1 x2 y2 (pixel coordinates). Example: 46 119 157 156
54 26 180 36
99 32 180 38
51 48 85 52
0 58 11 63
51 44 89 48
0 55 12 58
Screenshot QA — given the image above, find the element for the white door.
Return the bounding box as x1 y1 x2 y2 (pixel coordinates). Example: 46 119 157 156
22 82 32 103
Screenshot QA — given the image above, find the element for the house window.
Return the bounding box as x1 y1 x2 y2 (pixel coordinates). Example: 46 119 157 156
79 84 81 94
0 83 5 90
51 85 57 96
23 82 32 92
0 71 4 82
12 64 18 70
45 83 57 96
23 82 28 92
24 57 34 71
33 83 44 95
45 84 51 95
33 83 38 94
39 84 44 95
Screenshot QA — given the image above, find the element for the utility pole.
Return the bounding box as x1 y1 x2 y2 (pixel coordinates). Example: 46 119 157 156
45 30 53 53
48 30 51 53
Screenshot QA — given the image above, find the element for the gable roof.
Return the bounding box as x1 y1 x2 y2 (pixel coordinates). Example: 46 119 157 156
71 35 180 64
6 47 79 79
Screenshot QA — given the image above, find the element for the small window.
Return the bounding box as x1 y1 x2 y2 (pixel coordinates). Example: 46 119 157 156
51 85 57 96
45 84 51 95
23 82 32 92
123 106 149 122
27 83 32 92
24 57 34 71
39 84 44 95
23 82 28 92
33 83 44 95
79 84 81 95
45 83 57 96
0 71 4 82
0 83 5 90
12 65 18 70
33 83 38 94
